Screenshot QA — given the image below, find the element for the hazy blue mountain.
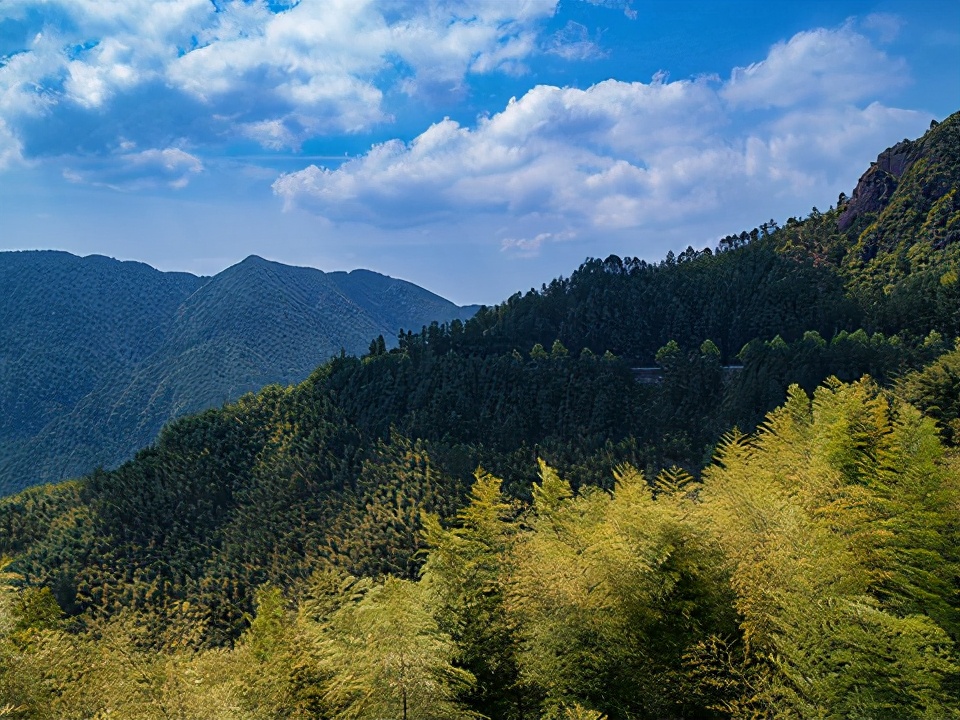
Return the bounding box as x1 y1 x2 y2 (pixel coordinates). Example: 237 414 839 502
0 252 477 494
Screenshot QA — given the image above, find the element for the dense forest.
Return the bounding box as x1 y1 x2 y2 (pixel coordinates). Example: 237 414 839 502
0 253 477 495
0 113 958 718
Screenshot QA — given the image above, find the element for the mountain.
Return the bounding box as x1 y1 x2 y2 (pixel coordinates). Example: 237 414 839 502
441 111 960 364
0 112 957 719
774 112 960 336
0 252 477 494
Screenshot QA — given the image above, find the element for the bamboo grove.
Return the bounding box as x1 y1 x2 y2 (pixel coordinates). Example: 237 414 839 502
1 112 959 718
1 379 957 718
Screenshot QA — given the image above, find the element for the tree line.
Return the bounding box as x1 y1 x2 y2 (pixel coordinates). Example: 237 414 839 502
1 380 957 718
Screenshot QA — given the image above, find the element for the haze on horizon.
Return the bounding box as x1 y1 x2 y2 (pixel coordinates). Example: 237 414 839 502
1 0 958 305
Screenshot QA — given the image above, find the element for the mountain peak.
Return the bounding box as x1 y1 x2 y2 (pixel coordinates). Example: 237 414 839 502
237 254 270 266
838 111 959 232
0 251 478 494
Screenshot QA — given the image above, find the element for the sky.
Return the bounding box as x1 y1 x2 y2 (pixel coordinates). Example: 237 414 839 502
1 1 958 305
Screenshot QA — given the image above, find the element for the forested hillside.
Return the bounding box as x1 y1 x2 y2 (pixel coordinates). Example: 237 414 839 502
0 253 477 495
0 113 958 718
439 117 959 364
1 381 957 718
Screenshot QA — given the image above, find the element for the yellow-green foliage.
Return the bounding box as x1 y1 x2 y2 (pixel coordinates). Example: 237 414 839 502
1 379 958 719
511 462 736 718
901 339 960 445
700 380 959 718
314 575 476 720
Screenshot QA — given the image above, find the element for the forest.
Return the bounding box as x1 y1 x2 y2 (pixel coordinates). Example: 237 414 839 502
0 113 958 718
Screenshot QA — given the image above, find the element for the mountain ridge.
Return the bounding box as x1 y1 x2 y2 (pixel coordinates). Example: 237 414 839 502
0 252 477 494
0 112 958 719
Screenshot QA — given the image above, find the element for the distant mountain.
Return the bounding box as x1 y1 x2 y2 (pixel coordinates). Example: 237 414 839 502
1 111 957 691
0 252 477 494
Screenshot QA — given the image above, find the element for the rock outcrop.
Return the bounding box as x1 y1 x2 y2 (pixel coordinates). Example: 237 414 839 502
837 138 919 231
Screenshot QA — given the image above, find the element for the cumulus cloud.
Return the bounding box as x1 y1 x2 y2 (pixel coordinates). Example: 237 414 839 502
0 0 565 164
1 1 208 115
274 22 929 253
273 81 919 230
274 77 725 227
63 146 203 190
722 23 908 109
746 102 923 191
0 3 936 262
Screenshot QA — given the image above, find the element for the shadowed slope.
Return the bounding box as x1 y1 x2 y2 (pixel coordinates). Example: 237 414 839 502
0 253 475 494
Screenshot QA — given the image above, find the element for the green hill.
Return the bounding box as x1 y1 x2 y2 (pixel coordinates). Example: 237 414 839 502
0 113 957 719
773 113 960 337
0 253 477 495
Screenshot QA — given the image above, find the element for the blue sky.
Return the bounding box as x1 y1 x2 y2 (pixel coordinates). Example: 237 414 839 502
1 0 958 304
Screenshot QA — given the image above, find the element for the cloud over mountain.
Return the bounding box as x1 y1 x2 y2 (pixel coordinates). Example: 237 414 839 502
0 1 953 302
274 23 927 254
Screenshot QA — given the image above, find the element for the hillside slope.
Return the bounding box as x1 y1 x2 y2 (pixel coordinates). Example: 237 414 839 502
776 111 960 336
441 111 960 364
0 253 476 494
1 110 957 660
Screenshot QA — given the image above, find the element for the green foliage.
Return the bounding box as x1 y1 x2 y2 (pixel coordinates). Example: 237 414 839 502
512 464 736 719
316 576 476 720
531 459 574 515
0 253 476 495
459 241 858 367
1 114 959 718
901 340 960 445
777 112 960 340
328 433 467 579
420 471 528 718
547 704 608 720
701 380 959 718
725 327 919 431
2 378 959 718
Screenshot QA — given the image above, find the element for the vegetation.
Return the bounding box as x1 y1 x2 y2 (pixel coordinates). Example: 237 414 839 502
0 253 476 495
1 382 957 718
0 112 958 716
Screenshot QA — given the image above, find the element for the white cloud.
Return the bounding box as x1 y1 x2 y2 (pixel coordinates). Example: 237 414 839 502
861 13 903 43
0 0 565 157
546 21 606 61
270 79 696 228
5 0 209 112
501 230 575 256
273 77 725 227
0 31 66 119
0 4 937 263
746 102 924 193
0 119 23 169
722 23 908 109
581 0 637 21
275 23 929 251
63 146 203 190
